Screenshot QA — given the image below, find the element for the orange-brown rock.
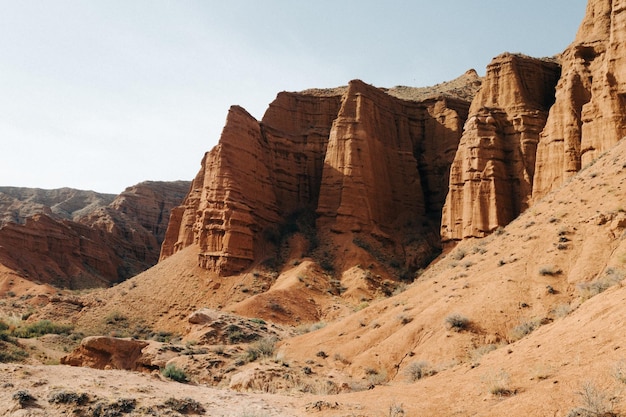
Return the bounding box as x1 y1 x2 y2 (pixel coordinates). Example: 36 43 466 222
61 336 149 370
533 0 626 199
441 54 561 240
0 187 115 226
0 181 189 288
162 78 477 276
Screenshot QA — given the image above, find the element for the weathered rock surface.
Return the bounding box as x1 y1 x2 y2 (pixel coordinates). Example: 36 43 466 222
0 187 115 226
162 77 478 276
441 54 561 240
533 0 626 199
0 181 189 288
61 336 150 370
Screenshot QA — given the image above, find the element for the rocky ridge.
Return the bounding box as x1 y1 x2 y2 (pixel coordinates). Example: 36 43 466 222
534 0 626 199
441 54 561 240
0 181 189 288
161 77 478 278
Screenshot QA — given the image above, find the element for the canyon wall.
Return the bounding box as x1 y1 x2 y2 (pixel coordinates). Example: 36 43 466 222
0 181 189 288
161 77 478 275
441 54 561 240
533 0 626 199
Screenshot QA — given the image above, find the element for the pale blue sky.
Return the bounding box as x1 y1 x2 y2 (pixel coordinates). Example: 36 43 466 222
0 1 587 194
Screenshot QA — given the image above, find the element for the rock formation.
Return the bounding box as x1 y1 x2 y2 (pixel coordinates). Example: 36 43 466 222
0 187 115 226
533 0 626 199
162 76 480 276
0 181 189 288
60 336 150 371
441 54 561 240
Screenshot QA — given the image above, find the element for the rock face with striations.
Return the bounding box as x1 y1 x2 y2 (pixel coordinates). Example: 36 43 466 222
441 54 561 240
161 76 480 276
533 0 626 199
0 181 189 288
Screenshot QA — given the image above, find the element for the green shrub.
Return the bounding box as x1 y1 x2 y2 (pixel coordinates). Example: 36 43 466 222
162 364 188 383
245 337 276 362
12 320 73 338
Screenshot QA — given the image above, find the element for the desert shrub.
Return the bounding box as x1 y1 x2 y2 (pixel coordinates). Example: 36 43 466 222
450 249 466 261
538 265 561 276
445 313 470 332
552 303 573 318
294 321 326 335
245 337 276 362
398 315 413 325
508 319 541 342
162 364 188 383
92 398 136 416
469 344 498 364
0 343 28 362
105 311 127 325
12 320 73 338
404 361 435 382
482 370 513 397
164 397 205 414
612 360 626 384
48 390 89 405
578 268 625 300
566 381 616 417
388 401 406 417
12 390 35 406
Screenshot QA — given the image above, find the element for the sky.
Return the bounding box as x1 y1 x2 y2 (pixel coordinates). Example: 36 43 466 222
0 1 587 195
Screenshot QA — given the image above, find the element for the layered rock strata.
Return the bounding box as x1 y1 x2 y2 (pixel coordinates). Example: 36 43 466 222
162 78 477 275
0 181 189 288
533 0 626 198
441 54 561 240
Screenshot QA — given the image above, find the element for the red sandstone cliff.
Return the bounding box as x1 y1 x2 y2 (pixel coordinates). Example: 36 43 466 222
533 0 626 199
161 77 479 277
0 181 189 288
441 54 561 240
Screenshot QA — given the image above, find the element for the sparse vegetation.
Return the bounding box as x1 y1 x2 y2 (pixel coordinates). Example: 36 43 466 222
566 381 617 417
105 311 127 325
612 360 626 384
450 248 467 261
398 314 413 325
11 320 73 338
482 370 513 397
12 390 35 407
469 344 499 364
162 363 189 383
388 401 406 417
48 390 89 405
245 337 276 362
538 265 562 276
362 366 388 386
164 397 205 414
508 319 541 342
445 313 470 332
404 361 435 382
92 398 136 416
294 321 326 335
578 267 626 300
